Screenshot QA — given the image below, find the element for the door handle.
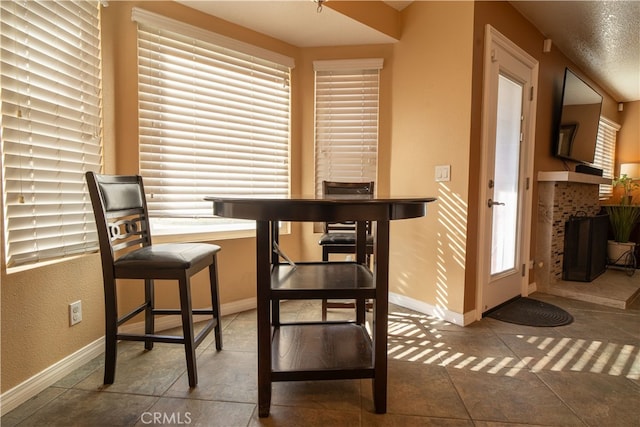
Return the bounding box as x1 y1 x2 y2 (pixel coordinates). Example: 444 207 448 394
488 199 505 208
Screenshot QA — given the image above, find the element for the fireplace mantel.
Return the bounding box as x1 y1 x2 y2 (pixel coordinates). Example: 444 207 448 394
537 171 610 185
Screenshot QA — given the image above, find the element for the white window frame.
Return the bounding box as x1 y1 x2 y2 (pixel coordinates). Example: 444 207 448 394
132 9 293 240
1 0 103 269
314 59 383 196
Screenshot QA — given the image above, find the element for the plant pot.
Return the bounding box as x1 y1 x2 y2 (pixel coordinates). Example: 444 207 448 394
607 240 636 265
604 205 640 243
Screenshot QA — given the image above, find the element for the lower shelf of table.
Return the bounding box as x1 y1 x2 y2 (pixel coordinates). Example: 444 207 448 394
271 262 375 300
270 323 374 381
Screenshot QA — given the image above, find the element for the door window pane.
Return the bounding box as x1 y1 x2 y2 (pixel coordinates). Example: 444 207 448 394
491 75 523 275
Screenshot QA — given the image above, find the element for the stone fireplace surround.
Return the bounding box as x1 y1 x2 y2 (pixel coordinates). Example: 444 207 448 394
536 171 607 286
535 171 640 308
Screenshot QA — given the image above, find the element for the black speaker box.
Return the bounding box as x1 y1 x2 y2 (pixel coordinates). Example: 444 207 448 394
575 164 603 176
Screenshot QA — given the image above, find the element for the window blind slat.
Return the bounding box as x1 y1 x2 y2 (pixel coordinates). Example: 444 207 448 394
1 0 103 268
2 79 102 118
314 62 381 195
136 18 291 219
592 118 620 200
131 7 295 69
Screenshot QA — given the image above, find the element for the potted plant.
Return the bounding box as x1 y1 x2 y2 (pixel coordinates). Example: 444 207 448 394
604 174 640 266
612 173 639 205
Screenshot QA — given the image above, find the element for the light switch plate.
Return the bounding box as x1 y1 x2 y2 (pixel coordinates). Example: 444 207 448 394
435 165 451 182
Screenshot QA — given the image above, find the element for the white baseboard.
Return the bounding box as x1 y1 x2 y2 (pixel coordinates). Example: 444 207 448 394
221 297 256 316
0 337 105 416
0 297 256 417
389 292 476 326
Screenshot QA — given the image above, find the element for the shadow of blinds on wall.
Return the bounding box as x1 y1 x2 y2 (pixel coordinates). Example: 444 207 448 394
0 0 103 268
131 8 294 228
314 59 383 196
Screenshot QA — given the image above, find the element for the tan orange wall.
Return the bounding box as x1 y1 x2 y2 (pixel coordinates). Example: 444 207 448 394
327 1 402 40
105 1 304 315
469 1 623 311
3 0 637 396
388 1 475 315
1 255 106 394
617 100 640 165
1 0 304 394
612 100 640 202
0 2 118 394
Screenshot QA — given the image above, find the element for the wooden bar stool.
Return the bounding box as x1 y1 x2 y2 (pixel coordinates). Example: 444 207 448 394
86 172 222 387
318 181 374 320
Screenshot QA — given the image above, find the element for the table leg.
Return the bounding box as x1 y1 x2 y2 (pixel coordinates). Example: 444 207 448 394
372 219 389 413
271 221 280 326
256 220 272 417
356 220 367 325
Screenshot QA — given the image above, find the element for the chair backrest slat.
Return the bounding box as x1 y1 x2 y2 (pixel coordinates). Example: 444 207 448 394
322 181 375 234
86 172 154 270
98 182 145 212
323 181 374 196
112 238 147 253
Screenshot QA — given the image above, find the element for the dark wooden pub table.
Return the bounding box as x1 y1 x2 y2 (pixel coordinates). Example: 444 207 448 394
206 195 436 417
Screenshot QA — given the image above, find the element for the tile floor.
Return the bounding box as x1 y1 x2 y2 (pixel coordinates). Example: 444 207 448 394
3 288 640 426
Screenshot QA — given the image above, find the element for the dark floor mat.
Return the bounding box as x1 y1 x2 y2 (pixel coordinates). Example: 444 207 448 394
486 297 574 327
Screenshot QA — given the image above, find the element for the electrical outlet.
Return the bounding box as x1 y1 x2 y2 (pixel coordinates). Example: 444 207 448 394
69 300 82 326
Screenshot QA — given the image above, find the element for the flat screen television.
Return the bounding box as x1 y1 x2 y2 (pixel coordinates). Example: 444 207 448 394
554 68 603 164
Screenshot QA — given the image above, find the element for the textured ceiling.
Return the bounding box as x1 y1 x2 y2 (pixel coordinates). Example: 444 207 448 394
511 1 640 102
178 1 639 102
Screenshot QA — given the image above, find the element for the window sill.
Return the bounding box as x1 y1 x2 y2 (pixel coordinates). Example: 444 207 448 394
152 228 257 244
4 252 96 275
150 218 290 243
4 220 291 273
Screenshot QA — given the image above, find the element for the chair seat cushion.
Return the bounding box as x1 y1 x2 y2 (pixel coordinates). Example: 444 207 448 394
115 243 221 270
318 233 374 245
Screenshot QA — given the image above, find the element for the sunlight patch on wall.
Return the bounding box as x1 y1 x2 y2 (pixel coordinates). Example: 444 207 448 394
436 183 468 269
434 182 468 316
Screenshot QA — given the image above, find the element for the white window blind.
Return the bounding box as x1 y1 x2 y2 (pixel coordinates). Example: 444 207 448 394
592 117 620 199
133 9 292 219
1 0 103 268
314 59 383 195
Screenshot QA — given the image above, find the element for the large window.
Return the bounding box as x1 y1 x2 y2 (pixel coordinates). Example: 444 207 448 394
314 59 382 195
1 0 103 268
133 9 293 233
593 117 620 199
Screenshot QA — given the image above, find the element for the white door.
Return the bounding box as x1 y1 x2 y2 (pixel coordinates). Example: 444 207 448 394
478 26 538 315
